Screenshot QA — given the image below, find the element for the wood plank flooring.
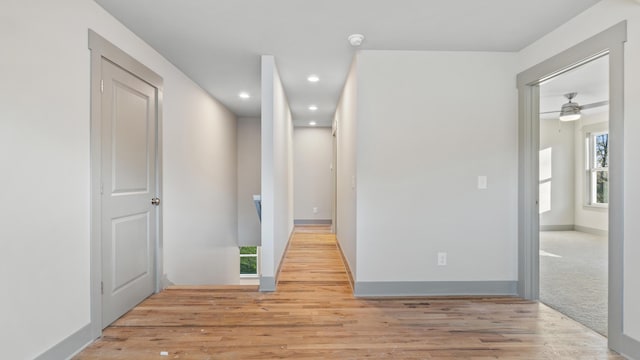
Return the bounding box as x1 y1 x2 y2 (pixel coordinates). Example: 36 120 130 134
75 228 622 359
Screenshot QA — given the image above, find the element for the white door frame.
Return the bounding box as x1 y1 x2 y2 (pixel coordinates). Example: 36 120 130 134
516 21 637 355
88 30 164 339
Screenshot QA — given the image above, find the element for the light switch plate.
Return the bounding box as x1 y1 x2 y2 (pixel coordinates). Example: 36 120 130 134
478 176 488 189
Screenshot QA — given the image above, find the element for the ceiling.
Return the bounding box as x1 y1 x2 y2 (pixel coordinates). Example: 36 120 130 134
94 0 601 127
539 55 609 120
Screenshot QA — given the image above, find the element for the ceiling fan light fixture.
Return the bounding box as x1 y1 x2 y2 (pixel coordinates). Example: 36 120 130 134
558 92 581 121
559 113 581 121
559 101 581 121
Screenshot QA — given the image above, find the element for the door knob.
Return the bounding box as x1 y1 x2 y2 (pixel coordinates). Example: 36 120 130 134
151 197 161 206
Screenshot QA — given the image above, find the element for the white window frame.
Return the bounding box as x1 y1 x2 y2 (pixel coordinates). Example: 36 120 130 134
239 246 260 278
586 131 609 207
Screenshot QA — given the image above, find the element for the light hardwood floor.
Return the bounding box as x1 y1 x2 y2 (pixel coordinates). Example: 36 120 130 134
76 228 621 359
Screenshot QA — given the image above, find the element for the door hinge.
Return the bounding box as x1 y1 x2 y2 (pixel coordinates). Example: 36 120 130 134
100 79 104 93
101 281 104 295
100 183 104 195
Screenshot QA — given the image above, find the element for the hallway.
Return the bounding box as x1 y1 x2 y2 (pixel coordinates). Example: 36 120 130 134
75 229 619 359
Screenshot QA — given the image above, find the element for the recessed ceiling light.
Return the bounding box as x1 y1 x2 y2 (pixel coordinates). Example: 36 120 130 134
309 121 317 126
309 105 318 111
238 91 250 99
307 75 320 83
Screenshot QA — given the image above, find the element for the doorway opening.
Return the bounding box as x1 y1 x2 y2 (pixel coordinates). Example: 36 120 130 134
516 21 626 353
538 55 609 335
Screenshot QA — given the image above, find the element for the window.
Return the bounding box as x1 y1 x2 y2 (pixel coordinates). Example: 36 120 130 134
539 147 552 214
240 246 259 277
586 132 608 206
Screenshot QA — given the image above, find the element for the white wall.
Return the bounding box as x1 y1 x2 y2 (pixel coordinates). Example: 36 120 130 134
237 117 261 246
539 120 575 227
334 58 359 280
355 51 518 282
260 56 294 288
163 75 239 286
293 127 333 221
0 0 238 358
538 112 610 231
574 112 609 231
517 0 640 343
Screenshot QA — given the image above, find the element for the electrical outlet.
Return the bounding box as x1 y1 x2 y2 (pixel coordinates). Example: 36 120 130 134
437 252 447 266
313 207 318 214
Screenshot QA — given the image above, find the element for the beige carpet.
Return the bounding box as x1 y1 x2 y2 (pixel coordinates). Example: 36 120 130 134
539 230 608 336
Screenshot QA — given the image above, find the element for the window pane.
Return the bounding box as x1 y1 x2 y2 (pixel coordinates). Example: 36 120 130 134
594 133 608 168
240 256 257 274
596 170 609 204
240 246 257 255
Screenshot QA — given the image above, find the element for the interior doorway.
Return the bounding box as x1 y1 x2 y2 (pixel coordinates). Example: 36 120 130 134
89 30 164 336
538 54 610 335
516 21 627 353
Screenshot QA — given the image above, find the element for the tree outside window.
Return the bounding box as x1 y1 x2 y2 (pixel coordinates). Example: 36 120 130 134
588 132 608 205
240 246 258 276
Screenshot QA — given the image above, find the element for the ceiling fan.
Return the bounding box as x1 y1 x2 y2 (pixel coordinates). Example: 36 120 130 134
540 92 609 121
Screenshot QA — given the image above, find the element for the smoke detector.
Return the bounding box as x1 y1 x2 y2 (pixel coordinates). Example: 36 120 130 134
348 34 365 47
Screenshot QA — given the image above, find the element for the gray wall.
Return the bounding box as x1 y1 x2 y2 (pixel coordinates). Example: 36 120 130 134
237 117 261 246
293 127 333 221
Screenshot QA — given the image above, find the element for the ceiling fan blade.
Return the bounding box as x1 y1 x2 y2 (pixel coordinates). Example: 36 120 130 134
540 110 561 114
580 100 609 110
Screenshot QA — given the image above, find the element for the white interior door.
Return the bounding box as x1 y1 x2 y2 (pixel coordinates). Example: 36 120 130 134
101 58 157 327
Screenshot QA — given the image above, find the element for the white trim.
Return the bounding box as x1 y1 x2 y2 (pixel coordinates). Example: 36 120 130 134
583 204 609 209
239 274 260 279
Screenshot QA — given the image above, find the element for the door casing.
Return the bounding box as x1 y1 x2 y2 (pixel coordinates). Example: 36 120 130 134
89 30 164 338
516 21 629 353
